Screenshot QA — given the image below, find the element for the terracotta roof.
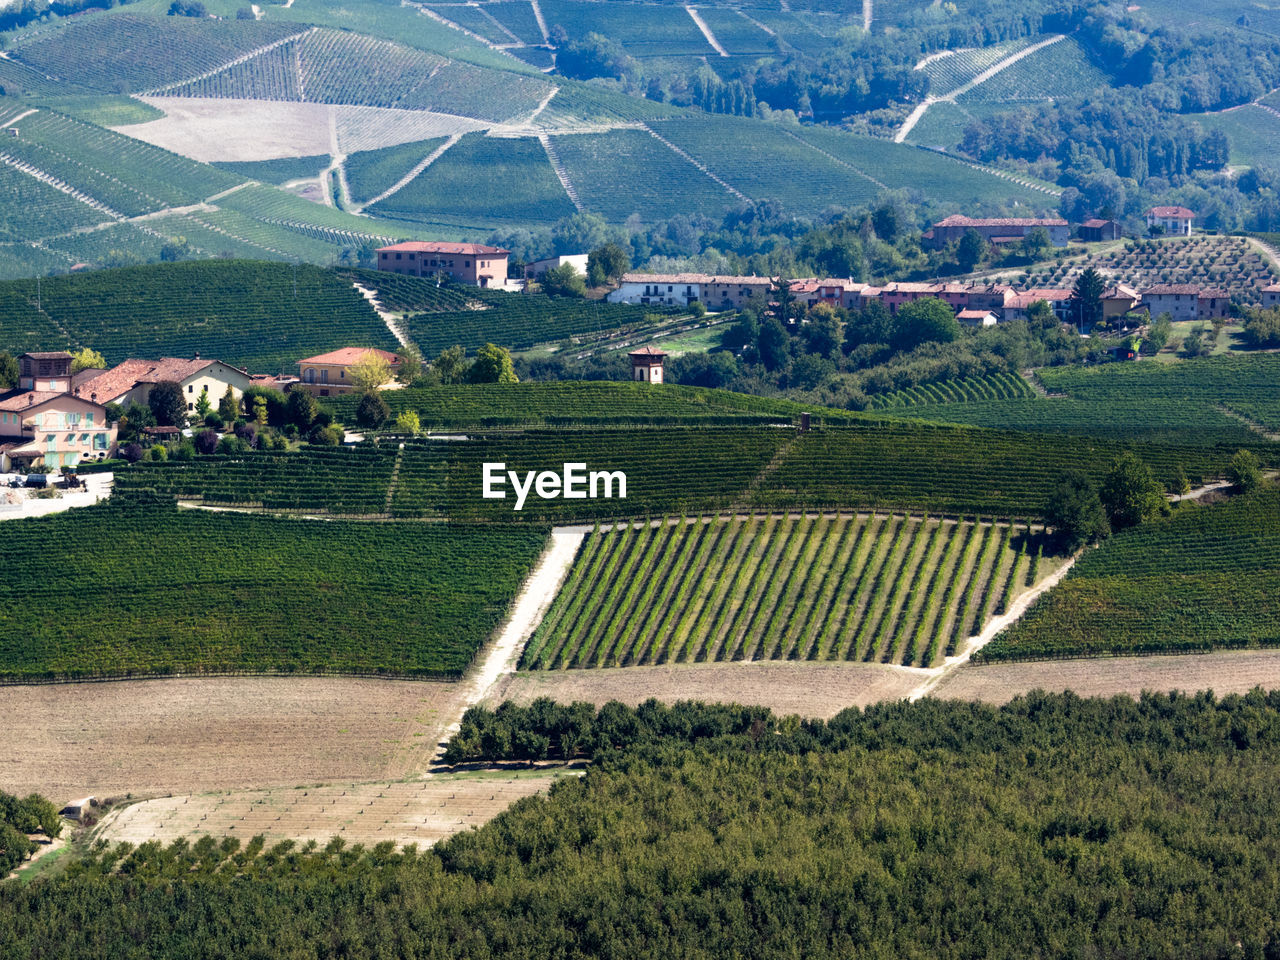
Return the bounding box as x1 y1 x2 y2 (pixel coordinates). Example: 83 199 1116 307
1263 283 1280 293
0 390 107 413
73 357 240 404
619 273 773 285
882 282 942 294
298 347 401 366
377 241 509 256
629 346 668 360
19 351 73 361
934 215 1068 228
1142 284 1228 297
957 309 996 319
1147 206 1196 219
1102 284 1139 300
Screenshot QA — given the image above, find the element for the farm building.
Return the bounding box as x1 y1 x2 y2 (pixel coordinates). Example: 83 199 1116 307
376 241 511 289
1004 288 1076 323
74 356 254 413
0 390 116 471
525 255 588 281
296 347 400 397
1146 207 1195 237
925 215 1070 249
791 279 872 310
1101 284 1141 323
957 309 999 327
1079 219 1123 242
1139 285 1229 321
608 273 773 309
1262 282 1280 309
629 346 667 384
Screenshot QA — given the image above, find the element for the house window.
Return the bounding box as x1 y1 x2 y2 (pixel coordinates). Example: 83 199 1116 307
187 403 194 411
408 253 415 260
188 384 194 393
395 252 402 260
339 370 345 379
86 412 93 425
320 369 329 383
319 389 329 397
94 433 107 450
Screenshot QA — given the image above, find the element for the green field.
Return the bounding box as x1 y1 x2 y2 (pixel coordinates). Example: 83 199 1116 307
979 487 1280 661
920 38 1037 94
956 36 1110 103
524 514 1054 670
867 372 1035 409
344 138 448 206
0 504 548 680
213 156 331 185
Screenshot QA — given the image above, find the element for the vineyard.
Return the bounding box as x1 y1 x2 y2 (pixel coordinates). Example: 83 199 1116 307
483 1 546 45
368 133 576 227
213 155 330 186
866 372 1034 409
10 14 306 94
1191 105 1280 169
0 260 396 373
550 129 738 223
0 164 102 242
538 0 712 56
893 398 1266 447
0 504 549 681
988 236 1276 303
112 446 399 513
344 137 449 206
522 514 1058 670
956 37 1109 103
903 100 976 150
752 422 1264 517
539 80 688 124
320 380 857 428
690 7 775 55
391 427 788 520
1038 353 1280 408
978 487 1280 661
919 38 1038 94
426 3 519 45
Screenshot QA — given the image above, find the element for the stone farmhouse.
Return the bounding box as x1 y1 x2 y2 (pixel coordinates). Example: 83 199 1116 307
74 355 254 414
925 215 1070 249
1146 206 1196 237
1263 283 1280 309
1139 284 1230 322
376 241 512 289
0 352 116 471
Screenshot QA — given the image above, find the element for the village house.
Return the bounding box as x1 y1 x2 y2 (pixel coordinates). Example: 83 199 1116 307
957 309 999 327
1146 206 1195 237
1079 219 1123 242
1262 282 1280 309
525 254 589 281
1100 284 1141 324
926 215 1070 249
790 279 871 311
376 241 511 289
0 352 116 470
296 347 400 397
1140 284 1229 322
1004 288 1076 323
74 355 254 413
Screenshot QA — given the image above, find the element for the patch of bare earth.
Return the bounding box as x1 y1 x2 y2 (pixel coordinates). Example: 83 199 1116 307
0 677 465 802
94 770 572 849
932 649 1280 704
487 661 925 719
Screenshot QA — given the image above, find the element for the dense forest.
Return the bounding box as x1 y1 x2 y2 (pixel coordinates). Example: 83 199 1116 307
8 692 1280 957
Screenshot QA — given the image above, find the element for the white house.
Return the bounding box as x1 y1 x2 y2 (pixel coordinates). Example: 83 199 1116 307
608 273 775 309
957 309 999 327
1146 206 1195 237
525 254 589 281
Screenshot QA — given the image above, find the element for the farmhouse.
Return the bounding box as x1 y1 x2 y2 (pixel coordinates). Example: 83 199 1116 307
1139 284 1230 322
376 241 511 289
608 273 774 309
0 390 116 470
926 215 1070 249
74 356 254 413
1004 288 1076 323
957 309 999 327
297 347 400 397
1101 284 1141 323
525 254 588 281
1079 218 1123 242
791 279 871 310
1146 206 1195 237
1263 282 1280 309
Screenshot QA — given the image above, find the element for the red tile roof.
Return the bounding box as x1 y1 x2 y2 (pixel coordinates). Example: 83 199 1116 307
298 347 401 366
1147 206 1196 219
19 351 73 361
377 241 509 256
1142 284 1228 297
0 390 107 413
74 357 240 404
628 347 668 360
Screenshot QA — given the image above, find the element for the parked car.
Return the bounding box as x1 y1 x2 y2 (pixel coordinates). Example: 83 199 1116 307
23 474 47 489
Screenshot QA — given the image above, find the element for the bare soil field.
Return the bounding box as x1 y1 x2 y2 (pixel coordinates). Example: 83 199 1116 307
124 98 489 161
487 661 925 719
95 769 572 848
0 677 464 803
933 649 1280 703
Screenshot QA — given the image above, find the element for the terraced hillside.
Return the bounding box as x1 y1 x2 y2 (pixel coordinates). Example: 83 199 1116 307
979 487 1280 662
0 504 549 681
523 514 1057 670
